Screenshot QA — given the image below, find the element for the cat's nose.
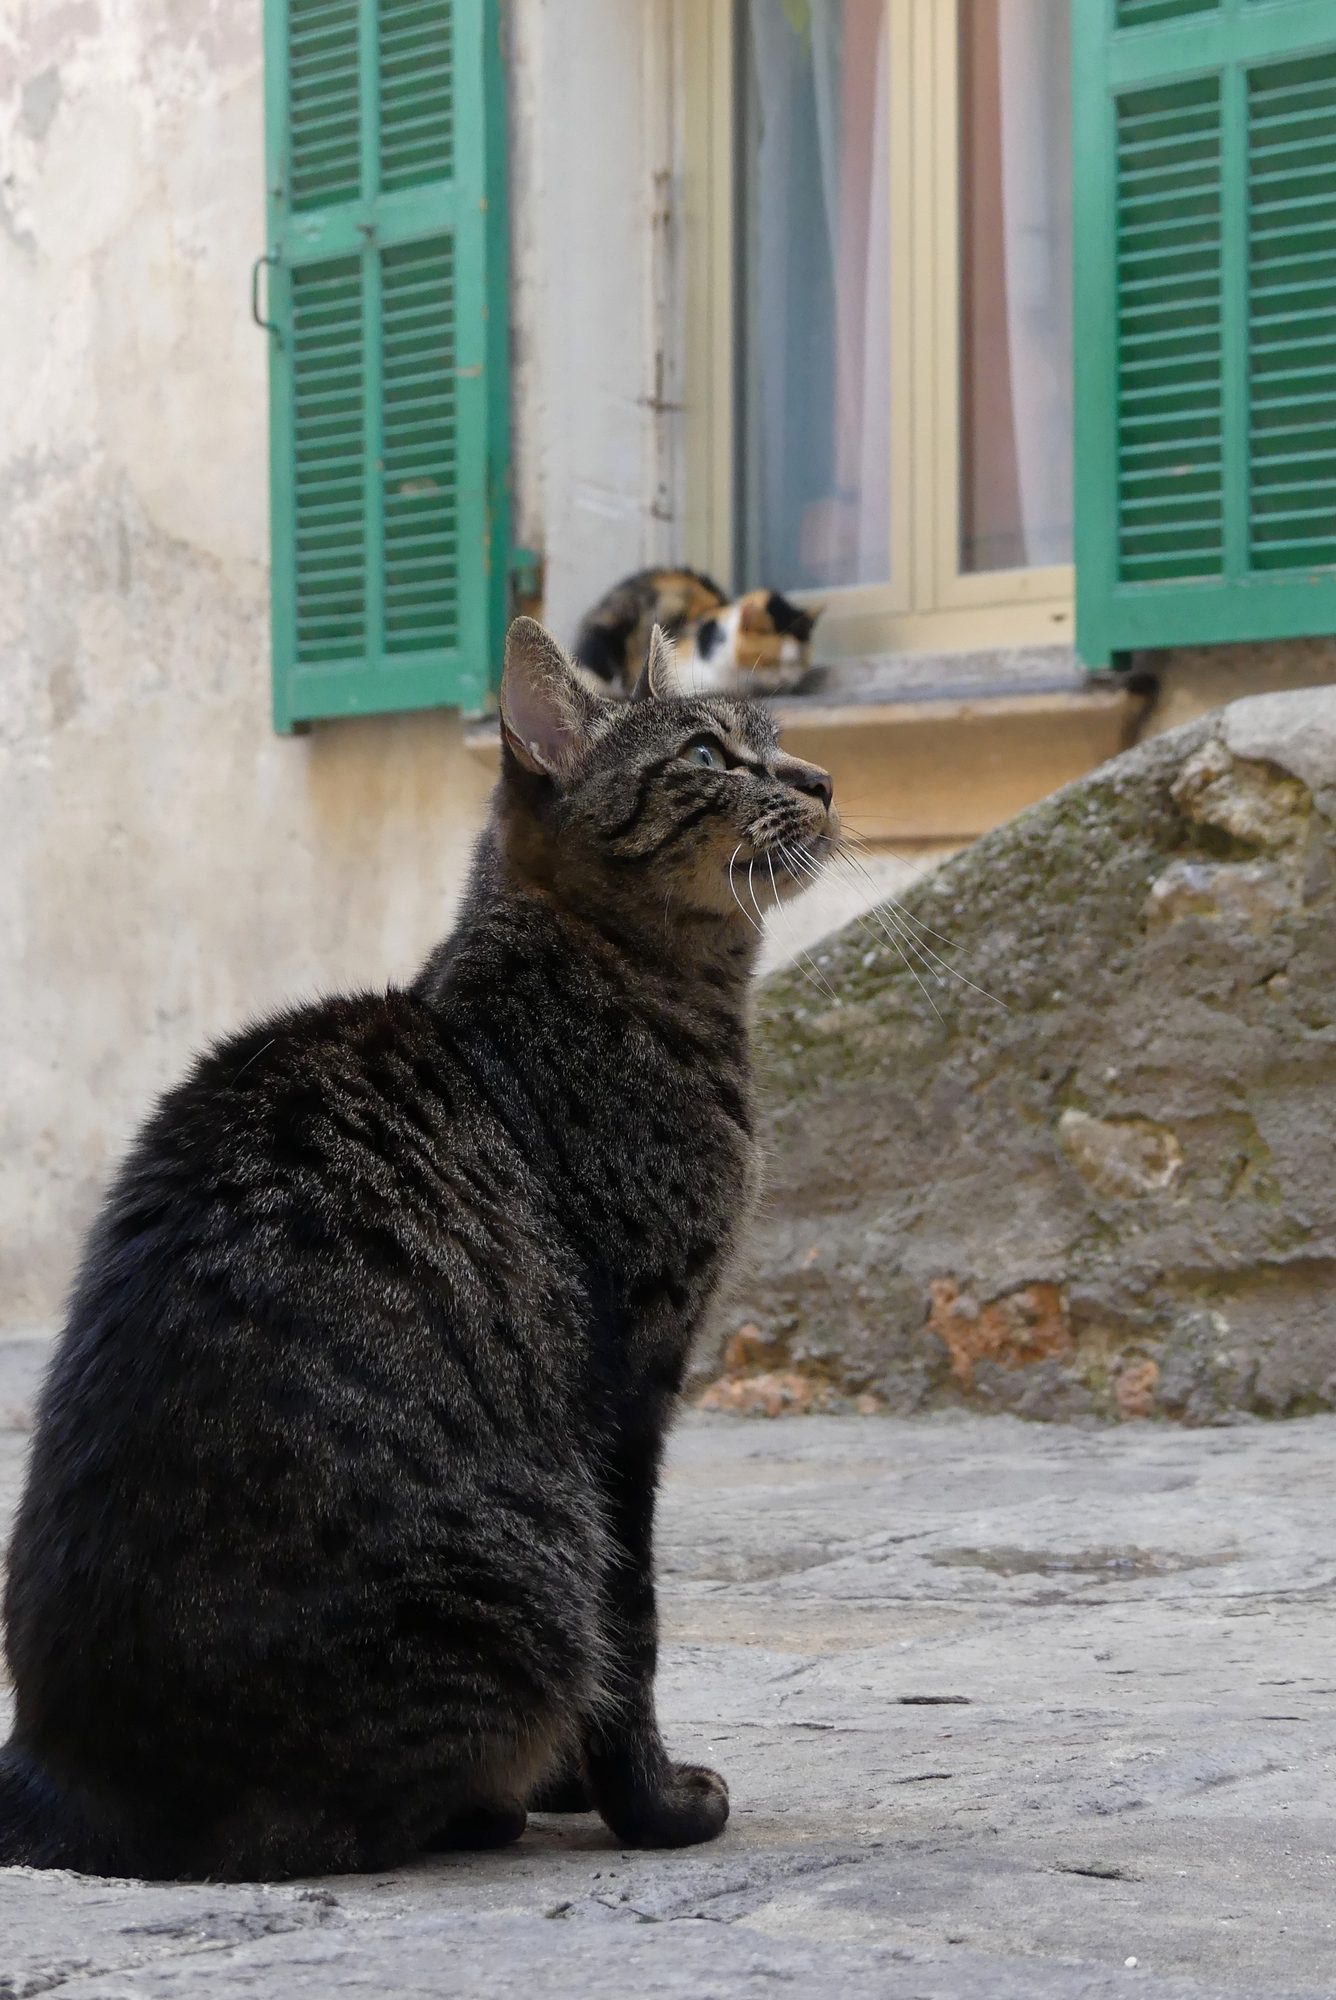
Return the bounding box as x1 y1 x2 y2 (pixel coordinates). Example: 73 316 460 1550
775 754 833 814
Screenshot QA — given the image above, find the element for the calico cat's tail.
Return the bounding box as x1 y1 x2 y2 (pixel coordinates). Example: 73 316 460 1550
0 1742 131 1875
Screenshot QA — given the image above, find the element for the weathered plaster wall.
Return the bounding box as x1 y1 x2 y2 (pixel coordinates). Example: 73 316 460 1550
0 0 689 1327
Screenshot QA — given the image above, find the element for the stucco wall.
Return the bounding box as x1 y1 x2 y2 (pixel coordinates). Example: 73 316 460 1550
0 0 685 1327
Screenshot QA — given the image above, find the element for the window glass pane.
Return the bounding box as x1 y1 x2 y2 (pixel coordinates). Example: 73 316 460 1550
959 0 1072 573
735 0 891 591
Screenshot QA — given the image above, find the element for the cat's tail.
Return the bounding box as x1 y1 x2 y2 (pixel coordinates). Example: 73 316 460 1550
0 1742 133 1875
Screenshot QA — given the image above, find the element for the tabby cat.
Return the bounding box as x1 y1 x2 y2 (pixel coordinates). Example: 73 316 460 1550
0 618 837 1882
573 567 820 698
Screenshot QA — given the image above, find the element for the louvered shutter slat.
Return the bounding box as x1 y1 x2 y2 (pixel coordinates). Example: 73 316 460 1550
1248 52 1336 573
382 240 460 654
1117 0 1219 25
379 1 455 193
291 258 366 663
288 0 360 210
1115 79 1225 585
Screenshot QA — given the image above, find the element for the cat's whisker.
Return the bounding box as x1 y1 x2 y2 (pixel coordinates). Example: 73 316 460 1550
848 890 996 1019
877 903 1006 1010
831 838 947 925
824 868 950 989
764 849 782 909
832 815 950 883
229 1039 275 1087
831 845 965 955
768 848 842 1009
833 821 944 912
727 844 764 937
829 851 1004 1008
736 845 835 1009
853 911 948 1028
862 903 950 1001
784 846 947 1028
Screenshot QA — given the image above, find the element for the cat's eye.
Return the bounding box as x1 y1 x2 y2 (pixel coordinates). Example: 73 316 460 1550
684 736 728 771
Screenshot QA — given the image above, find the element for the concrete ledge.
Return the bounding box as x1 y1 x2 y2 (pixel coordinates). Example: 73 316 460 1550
464 687 1148 843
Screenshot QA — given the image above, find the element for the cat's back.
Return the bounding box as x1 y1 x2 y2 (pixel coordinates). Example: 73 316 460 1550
79 982 531 1306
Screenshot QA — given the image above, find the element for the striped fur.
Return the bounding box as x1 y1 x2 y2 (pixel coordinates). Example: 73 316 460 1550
0 619 837 1882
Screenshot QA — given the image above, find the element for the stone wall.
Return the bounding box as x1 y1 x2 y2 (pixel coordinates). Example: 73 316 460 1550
701 688 1336 1422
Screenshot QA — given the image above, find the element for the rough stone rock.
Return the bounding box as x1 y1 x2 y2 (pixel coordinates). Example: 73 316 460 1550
1169 739 1310 850
924 1277 1071 1388
696 1368 829 1417
1057 1111 1184 1201
696 688 1336 1423
1142 855 1297 935
1221 684 1336 805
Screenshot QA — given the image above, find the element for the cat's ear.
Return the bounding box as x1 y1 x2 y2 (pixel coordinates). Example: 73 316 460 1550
630 623 678 703
499 617 604 782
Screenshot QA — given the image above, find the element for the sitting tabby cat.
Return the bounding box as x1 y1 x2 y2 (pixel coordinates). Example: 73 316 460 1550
573 567 820 698
0 618 838 1882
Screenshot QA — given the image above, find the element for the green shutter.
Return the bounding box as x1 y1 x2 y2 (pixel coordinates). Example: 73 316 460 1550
262 1 509 731
1074 0 1336 668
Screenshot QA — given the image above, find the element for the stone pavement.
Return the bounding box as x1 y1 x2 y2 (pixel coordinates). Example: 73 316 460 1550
0 1332 1333 1997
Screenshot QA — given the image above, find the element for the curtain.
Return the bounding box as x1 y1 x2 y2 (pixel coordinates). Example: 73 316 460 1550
741 1 891 590
996 0 1073 568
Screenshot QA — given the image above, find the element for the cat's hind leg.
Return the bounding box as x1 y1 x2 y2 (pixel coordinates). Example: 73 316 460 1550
528 1759 593 1814
423 1796 527 1851
421 1709 576 1854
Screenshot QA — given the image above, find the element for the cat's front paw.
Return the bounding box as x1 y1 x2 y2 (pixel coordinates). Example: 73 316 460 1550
602 1762 729 1849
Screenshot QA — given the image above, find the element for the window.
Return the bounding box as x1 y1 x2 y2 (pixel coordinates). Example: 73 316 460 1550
261 0 509 732
1073 0 1336 668
684 0 1075 657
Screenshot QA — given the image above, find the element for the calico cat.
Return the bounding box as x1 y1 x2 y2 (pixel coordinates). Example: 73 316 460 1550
573 567 820 698
0 618 837 1882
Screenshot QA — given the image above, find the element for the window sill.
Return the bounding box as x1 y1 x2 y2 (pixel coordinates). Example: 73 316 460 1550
463 681 1147 844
